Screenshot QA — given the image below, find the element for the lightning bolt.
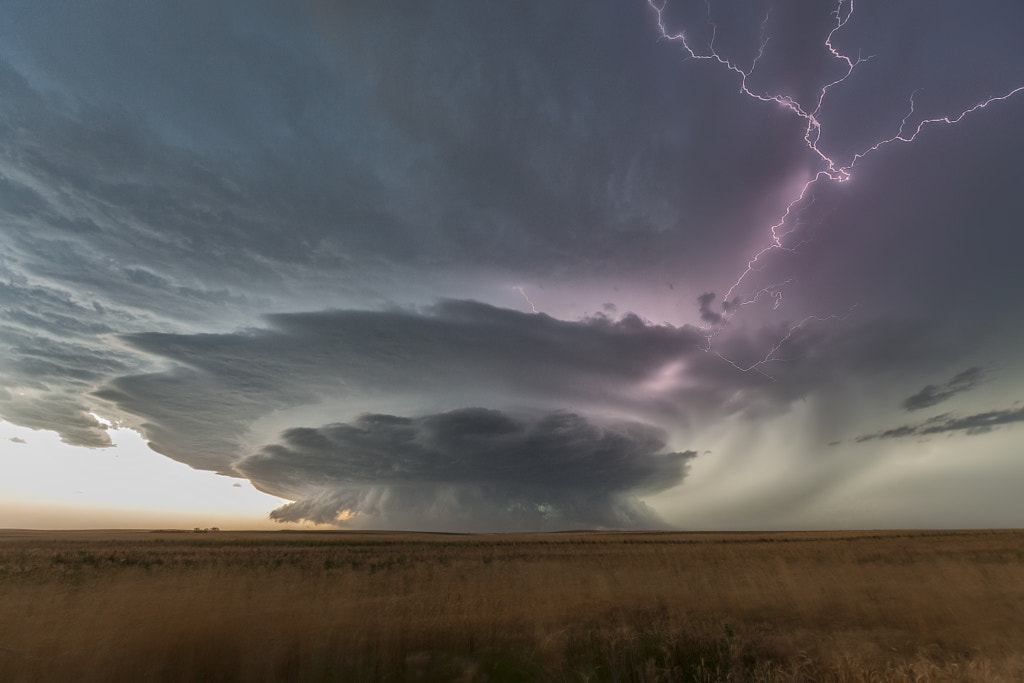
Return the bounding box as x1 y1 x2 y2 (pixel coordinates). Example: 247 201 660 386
714 307 857 380
514 285 539 313
647 0 1024 374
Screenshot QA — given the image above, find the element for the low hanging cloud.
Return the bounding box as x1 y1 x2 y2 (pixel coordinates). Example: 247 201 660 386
902 366 987 411
236 408 695 531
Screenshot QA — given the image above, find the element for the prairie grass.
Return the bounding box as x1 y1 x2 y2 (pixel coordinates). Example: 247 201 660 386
1 529 1023 681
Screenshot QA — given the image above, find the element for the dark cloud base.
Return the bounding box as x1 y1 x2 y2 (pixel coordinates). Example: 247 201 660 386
237 408 695 531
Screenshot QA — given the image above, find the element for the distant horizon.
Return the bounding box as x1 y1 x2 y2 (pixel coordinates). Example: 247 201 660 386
5 527 1023 536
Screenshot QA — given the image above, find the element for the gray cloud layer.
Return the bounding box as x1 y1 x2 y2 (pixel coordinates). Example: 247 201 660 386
238 408 694 530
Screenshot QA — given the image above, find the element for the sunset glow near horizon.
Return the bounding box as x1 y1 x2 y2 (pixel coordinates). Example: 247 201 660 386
1 419 299 530
2 1 1024 531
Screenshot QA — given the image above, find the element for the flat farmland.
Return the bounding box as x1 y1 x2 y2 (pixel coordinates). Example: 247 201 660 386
1 529 1023 682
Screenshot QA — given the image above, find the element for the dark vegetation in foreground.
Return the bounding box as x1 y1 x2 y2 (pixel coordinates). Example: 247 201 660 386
1 529 1023 681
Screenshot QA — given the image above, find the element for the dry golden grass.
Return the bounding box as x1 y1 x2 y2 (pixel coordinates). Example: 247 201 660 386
1 529 1023 682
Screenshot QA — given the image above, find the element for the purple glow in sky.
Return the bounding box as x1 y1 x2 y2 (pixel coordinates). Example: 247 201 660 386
1 1 1023 530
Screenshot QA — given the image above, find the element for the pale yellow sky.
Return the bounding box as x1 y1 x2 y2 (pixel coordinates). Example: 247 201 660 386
0 419 310 530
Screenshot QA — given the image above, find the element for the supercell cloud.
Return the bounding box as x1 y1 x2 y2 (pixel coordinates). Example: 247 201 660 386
238 409 694 530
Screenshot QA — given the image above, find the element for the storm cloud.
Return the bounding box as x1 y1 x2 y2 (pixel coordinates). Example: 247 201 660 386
93 301 707 471
237 408 694 530
91 298 968 477
2 1 1024 530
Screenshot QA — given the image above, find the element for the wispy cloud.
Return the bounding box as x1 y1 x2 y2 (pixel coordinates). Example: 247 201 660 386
856 404 1024 442
903 367 987 411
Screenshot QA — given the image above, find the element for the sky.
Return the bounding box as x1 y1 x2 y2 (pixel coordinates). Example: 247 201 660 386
2 0 1023 531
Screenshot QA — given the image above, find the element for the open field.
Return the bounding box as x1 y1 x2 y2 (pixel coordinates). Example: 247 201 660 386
1 529 1023 682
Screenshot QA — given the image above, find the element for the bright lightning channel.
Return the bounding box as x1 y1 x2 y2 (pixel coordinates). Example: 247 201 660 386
514 285 539 313
647 0 1024 375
